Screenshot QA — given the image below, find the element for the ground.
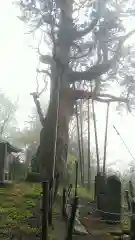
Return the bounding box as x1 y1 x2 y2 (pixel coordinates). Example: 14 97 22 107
0 182 41 239
0 182 130 240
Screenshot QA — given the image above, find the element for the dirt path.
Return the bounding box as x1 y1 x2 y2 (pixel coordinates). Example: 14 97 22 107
50 202 114 240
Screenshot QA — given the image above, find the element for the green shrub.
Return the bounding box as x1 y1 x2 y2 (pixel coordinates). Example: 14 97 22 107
25 172 41 183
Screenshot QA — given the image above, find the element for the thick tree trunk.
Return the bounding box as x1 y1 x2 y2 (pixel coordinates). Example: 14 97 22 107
39 0 74 184
39 87 92 183
39 84 80 179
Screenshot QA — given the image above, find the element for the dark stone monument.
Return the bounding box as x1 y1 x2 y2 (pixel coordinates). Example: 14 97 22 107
102 175 121 224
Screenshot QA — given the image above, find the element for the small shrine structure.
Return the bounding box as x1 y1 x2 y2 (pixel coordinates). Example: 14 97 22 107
0 139 21 183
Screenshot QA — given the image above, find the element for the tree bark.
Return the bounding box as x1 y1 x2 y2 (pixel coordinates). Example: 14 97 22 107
38 0 74 183
39 87 74 181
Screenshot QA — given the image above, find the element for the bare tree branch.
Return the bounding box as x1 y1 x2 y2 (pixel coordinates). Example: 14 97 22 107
97 93 126 101
75 18 98 39
94 94 128 103
35 14 53 28
40 55 54 65
69 61 111 82
30 92 45 126
36 69 51 78
38 81 48 96
62 88 128 103
70 43 94 60
0 114 11 137
69 29 135 82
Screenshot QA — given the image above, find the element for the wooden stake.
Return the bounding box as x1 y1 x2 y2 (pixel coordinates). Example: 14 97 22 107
103 102 110 176
75 161 78 197
91 99 100 174
87 99 91 189
75 100 84 185
79 100 85 184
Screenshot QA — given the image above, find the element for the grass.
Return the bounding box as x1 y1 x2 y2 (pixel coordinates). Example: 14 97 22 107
0 182 129 240
0 182 66 240
0 182 41 239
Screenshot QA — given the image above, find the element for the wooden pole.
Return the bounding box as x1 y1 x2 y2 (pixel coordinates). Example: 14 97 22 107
103 102 110 176
48 67 63 225
79 100 85 184
62 188 67 218
75 161 78 197
73 83 83 185
42 181 49 240
75 101 83 185
87 99 91 189
91 99 100 174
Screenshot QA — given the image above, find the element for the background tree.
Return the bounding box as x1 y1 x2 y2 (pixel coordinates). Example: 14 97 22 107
9 155 26 181
19 108 42 148
0 90 18 140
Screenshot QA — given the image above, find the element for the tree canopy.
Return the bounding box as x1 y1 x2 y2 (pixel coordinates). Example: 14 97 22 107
17 0 135 107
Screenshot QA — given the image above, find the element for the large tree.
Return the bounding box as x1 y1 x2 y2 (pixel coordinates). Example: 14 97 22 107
17 0 135 188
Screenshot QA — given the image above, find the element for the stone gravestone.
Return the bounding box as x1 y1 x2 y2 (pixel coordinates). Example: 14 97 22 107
102 175 121 224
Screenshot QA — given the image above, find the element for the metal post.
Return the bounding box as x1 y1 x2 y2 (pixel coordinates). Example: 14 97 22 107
42 181 49 240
